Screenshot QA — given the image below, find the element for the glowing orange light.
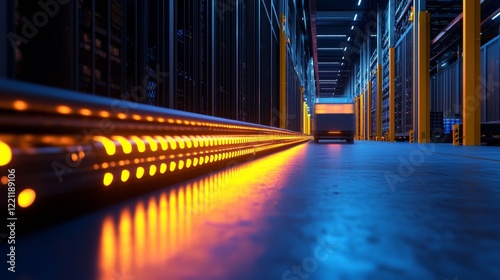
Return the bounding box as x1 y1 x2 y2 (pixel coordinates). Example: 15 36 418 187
103 173 113 186
149 165 157 176
121 170 130 182
56 105 72 114
102 162 109 169
143 136 158 152
132 114 142 120
166 136 177 150
146 116 154 122
155 136 168 151
1 176 7 185
328 131 341 134
0 141 12 167
175 136 185 149
13 100 28 111
79 108 92 116
136 167 145 179
93 136 117 156
99 111 110 118
131 136 146 153
117 113 127 119
158 118 165 123
109 136 130 154
160 163 167 174
314 103 354 114
18 188 36 208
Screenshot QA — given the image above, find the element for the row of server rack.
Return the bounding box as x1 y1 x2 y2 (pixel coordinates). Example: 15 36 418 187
363 0 500 141
1 0 315 132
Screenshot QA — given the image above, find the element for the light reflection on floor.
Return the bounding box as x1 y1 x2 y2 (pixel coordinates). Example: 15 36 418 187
96 144 307 280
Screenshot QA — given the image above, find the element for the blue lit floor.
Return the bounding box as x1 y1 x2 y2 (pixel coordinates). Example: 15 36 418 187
2 141 500 280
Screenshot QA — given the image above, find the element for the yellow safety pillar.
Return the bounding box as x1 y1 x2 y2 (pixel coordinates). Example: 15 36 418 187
417 11 430 143
367 81 372 140
462 0 481 145
360 93 365 140
389 47 396 142
279 13 287 129
376 64 383 141
300 86 305 134
355 97 360 139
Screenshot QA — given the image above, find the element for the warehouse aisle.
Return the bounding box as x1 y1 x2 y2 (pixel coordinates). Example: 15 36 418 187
4 141 500 280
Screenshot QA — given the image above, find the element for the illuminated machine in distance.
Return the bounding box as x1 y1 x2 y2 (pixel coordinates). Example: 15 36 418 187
312 103 355 144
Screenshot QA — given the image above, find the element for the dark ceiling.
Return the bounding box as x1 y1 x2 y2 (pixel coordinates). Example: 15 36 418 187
314 0 384 97
312 0 500 98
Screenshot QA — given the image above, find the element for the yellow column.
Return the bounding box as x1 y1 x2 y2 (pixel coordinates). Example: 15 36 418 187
376 64 383 140
462 0 481 145
417 11 430 143
360 93 365 140
355 97 360 139
367 81 372 140
279 13 287 129
389 48 396 142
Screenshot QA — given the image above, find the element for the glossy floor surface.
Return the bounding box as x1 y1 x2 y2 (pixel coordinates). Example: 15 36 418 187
2 141 500 280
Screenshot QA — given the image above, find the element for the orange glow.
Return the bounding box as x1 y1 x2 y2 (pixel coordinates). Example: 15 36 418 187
98 217 116 279
18 188 36 208
56 105 72 114
175 136 185 149
134 203 146 268
314 103 354 114
155 136 168 151
103 173 113 186
160 163 167 174
143 136 158 152
1 176 7 185
118 210 132 272
132 114 142 120
93 136 117 156
0 141 12 166
136 167 145 179
328 131 341 134
96 144 307 279
166 136 177 150
79 108 92 116
13 100 28 111
117 113 127 119
112 136 132 154
101 162 109 169
158 118 165 123
149 165 157 176
146 116 154 122
99 111 110 118
121 170 130 182
131 136 146 153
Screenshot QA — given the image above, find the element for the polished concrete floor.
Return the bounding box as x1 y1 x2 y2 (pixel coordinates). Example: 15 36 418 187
2 141 500 280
